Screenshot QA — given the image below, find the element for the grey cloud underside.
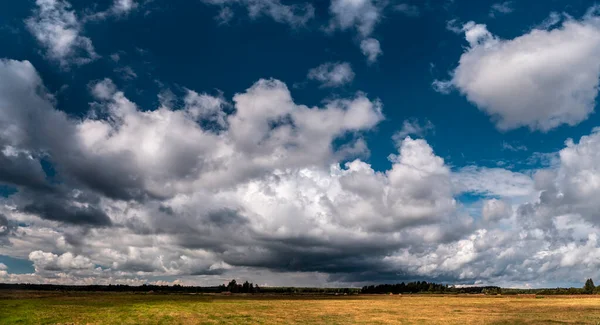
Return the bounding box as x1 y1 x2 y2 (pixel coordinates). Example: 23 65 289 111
3 53 600 287
0 214 17 245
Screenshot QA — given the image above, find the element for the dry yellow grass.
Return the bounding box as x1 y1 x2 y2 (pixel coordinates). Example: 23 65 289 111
2 291 600 324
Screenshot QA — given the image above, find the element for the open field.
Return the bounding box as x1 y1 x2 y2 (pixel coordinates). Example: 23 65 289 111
2 291 600 324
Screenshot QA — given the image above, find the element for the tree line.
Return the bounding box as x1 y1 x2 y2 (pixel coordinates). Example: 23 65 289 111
0 281 359 295
1 278 597 295
361 281 500 294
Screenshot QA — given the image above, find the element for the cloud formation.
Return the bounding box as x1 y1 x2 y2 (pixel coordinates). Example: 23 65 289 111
203 0 315 27
434 11 600 131
360 38 382 63
0 58 464 285
327 0 386 62
4 53 600 288
84 0 139 21
489 2 513 18
393 119 435 141
26 0 99 66
307 62 355 87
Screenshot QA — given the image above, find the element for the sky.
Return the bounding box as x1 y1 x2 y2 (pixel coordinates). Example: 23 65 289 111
0 0 600 288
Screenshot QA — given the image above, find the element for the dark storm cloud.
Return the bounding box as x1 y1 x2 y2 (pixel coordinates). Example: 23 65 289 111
0 151 52 192
63 154 148 201
22 193 112 226
207 208 247 226
0 59 162 204
0 214 16 245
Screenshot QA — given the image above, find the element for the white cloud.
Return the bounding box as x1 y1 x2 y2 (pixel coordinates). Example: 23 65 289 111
307 62 355 87
7 59 600 287
183 89 228 127
327 0 386 62
327 0 383 37
546 129 600 220
502 141 528 152
452 166 535 199
26 0 98 66
84 0 139 21
0 59 471 285
114 66 137 80
431 79 452 94
446 19 462 34
111 0 138 15
90 78 117 100
536 12 563 30
489 2 513 18
482 199 512 222
436 12 600 131
360 38 382 63
29 251 95 271
203 0 314 27
393 119 434 141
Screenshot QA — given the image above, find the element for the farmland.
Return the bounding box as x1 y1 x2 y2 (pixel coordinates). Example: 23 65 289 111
2 291 600 324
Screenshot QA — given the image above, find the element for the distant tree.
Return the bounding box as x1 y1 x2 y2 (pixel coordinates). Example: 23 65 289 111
584 278 595 294
227 279 239 293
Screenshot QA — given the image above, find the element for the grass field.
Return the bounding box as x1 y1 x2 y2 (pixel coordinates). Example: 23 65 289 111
2 291 600 324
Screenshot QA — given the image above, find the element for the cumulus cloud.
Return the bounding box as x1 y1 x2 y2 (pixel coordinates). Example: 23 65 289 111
435 11 600 131
0 58 475 285
526 128 600 225
327 0 386 62
29 250 95 271
26 0 99 66
5 58 600 287
202 0 314 27
482 199 512 222
452 166 535 199
327 0 383 37
307 62 355 87
360 38 382 63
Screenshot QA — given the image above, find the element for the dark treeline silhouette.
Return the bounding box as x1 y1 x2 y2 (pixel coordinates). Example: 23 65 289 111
225 279 257 293
0 281 359 295
361 281 500 294
362 278 600 295
501 278 600 295
1 278 598 295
